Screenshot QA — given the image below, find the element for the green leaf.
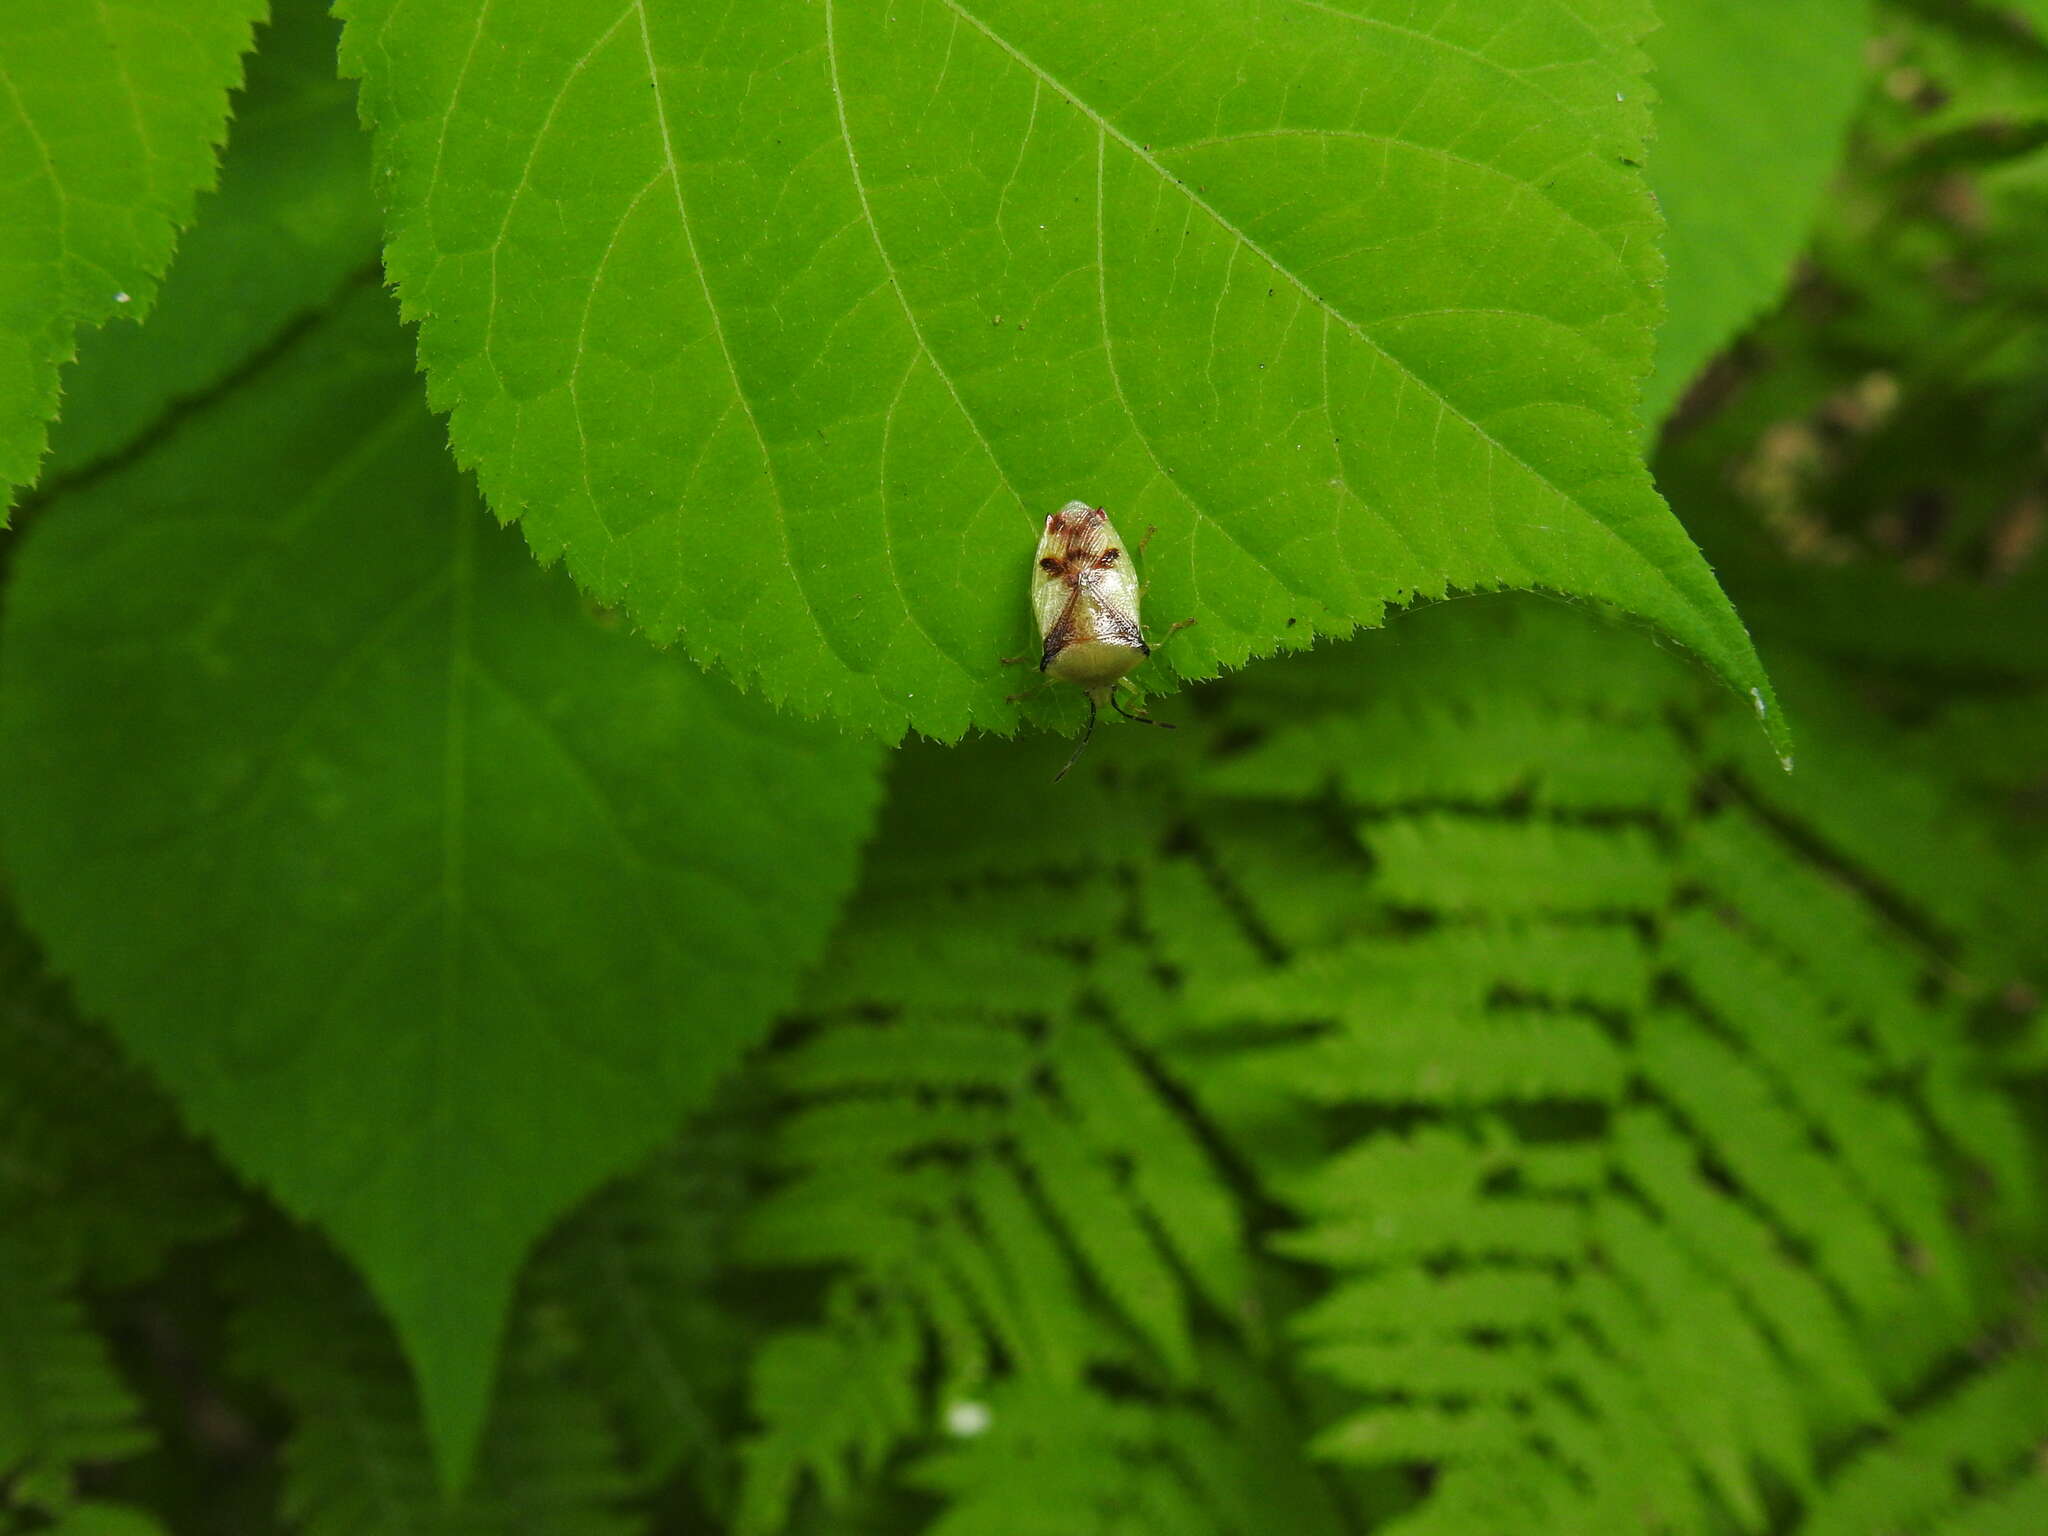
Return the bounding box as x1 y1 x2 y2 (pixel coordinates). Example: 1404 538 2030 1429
337 0 1785 751
39 0 381 484
0 287 884 1489
1640 0 1871 428
0 0 265 507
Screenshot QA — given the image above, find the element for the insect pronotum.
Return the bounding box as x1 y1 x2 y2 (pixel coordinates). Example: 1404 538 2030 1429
1005 501 1193 781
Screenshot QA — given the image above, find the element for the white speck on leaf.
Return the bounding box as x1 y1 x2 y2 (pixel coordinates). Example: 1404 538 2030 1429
945 1400 992 1437
1750 687 1768 718
113 291 131 304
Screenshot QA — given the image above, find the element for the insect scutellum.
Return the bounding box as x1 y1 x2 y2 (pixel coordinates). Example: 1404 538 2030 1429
1011 500 1194 781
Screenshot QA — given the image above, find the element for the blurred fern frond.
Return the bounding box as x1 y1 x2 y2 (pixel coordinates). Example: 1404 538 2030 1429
1164 599 2043 1536
228 1230 638 1536
0 914 241 1289
2 595 2037 1536
733 594 2041 1535
731 837 1283 1531
0 1230 152 1521
526 1115 762 1518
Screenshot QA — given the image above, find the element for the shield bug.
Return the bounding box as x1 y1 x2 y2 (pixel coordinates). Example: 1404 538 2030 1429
1005 501 1192 780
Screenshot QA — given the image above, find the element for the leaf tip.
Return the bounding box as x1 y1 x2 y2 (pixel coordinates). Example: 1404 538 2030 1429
367 1257 517 1504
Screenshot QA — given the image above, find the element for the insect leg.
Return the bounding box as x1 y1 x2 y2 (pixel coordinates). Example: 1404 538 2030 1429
1053 694 1099 782
1110 688 1176 730
1149 617 1198 656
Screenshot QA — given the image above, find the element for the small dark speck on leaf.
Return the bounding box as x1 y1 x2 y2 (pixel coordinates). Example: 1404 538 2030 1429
1286 617 1298 627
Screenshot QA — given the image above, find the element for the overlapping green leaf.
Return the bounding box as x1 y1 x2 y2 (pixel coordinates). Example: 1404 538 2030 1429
38 0 380 484
1641 0 1870 426
337 0 1784 749
0 285 884 1488
0 0 264 507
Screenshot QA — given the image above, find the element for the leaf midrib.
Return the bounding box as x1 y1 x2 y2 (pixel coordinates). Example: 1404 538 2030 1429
630 0 852 674
437 488 474 1181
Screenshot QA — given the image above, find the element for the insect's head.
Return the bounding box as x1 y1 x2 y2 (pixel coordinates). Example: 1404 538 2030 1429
1044 501 1107 541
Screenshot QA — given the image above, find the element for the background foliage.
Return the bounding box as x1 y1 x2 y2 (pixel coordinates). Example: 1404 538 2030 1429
1 1 2043 1533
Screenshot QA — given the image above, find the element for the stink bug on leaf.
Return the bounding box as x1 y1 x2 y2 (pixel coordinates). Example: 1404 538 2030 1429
1004 501 1193 780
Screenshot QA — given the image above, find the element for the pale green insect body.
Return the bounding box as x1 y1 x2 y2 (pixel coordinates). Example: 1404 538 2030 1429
1021 500 1181 780
1030 500 1149 700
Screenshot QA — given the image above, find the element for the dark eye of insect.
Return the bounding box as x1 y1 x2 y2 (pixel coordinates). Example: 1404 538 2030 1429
1039 557 1063 574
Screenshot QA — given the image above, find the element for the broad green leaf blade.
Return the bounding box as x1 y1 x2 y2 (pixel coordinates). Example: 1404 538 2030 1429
0 0 264 509
338 0 1786 751
1641 0 1871 428
39 0 380 484
0 286 884 1488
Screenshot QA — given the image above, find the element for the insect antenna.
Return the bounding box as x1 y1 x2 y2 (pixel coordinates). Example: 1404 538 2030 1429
1110 692 1176 729
1054 694 1099 782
